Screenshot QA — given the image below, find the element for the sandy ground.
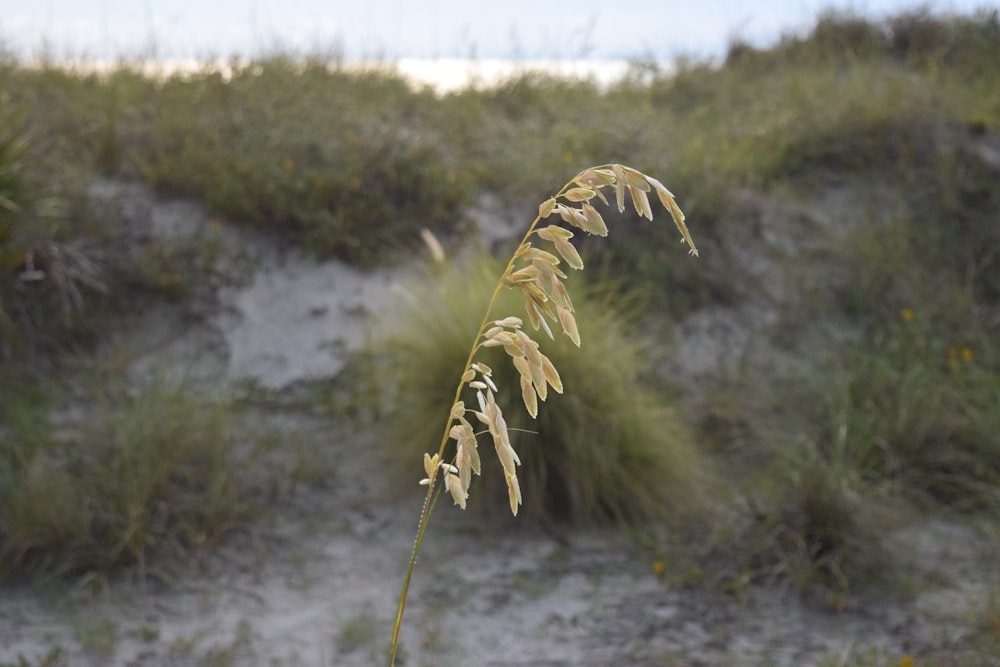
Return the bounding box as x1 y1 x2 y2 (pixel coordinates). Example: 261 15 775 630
0 182 995 667
1 414 991 666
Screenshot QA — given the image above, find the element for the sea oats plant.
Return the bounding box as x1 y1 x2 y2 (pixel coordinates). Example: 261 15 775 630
388 164 697 665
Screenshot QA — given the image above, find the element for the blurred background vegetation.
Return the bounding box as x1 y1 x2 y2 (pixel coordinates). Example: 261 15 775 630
0 11 997 657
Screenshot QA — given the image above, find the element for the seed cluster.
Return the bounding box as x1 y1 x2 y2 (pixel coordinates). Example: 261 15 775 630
423 164 697 516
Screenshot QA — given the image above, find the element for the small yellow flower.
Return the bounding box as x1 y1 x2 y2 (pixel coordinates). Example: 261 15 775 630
652 560 666 576
899 656 915 667
901 308 915 322
960 346 973 363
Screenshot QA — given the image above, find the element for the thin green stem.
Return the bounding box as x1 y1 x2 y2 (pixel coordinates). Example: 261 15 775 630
388 484 440 665
387 178 577 667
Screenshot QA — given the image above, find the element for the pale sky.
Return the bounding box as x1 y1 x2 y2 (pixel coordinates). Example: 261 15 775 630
0 0 995 61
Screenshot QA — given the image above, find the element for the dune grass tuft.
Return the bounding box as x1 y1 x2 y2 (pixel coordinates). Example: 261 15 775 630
0 381 243 581
375 251 709 523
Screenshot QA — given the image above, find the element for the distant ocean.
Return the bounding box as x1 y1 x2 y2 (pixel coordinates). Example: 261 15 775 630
30 56 657 92
394 58 648 92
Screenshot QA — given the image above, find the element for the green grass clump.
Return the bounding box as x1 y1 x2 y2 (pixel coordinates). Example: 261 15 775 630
0 109 49 345
0 103 109 355
818 135 1000 513
134 60 469 263
739 437 891 595
836 316 999 511
0 381 244 580
0 57 472 266
829 202 990 488
372 250 711 523
0 108 30 342
710 191 1000 591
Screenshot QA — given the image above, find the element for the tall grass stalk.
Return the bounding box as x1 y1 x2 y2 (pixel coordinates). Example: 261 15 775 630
388 164 697 665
